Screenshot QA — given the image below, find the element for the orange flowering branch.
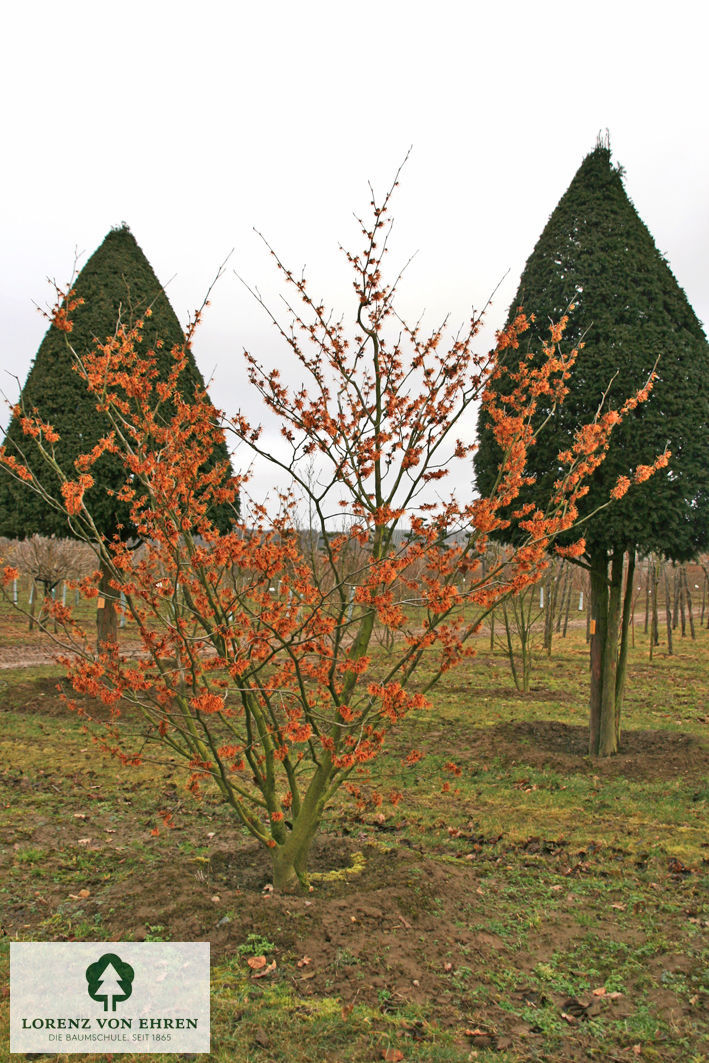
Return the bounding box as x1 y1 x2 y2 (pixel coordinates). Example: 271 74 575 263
0 178 660 893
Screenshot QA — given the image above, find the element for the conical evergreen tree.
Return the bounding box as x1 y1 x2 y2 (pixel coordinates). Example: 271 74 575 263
0 225 234 641
475 142 709 754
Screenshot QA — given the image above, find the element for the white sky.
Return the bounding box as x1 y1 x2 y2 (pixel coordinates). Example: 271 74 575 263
2 0 708 510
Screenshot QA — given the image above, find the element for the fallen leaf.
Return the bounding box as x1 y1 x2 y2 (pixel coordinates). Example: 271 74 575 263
247 955 267 970
78 888 90 899
77 838 91 845
611 902 626 910
211 895 220 903
262 884 274 895
297 956 312 968
560 1011 577 1025
252 1026 270 1047
252 960 276 979
592 986 607 996
443 962 453 972
341 1002 354 1020
381 1050 403 1062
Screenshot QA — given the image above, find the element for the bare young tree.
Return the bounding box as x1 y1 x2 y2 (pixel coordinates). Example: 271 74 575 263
7 535 95 629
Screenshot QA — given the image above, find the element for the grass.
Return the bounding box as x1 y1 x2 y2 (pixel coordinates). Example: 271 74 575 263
0 618 708 1061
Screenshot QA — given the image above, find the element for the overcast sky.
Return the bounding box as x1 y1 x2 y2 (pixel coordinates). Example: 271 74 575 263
2 0 708 508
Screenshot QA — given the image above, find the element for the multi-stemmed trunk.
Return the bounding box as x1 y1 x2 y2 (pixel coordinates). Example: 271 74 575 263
271 824 321 894
268 758 334 893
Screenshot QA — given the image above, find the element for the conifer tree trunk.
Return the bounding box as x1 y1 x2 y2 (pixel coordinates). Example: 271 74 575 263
589 548 627 756
598 552 623 756
97 554 118 650
585 575 591 643
588 545 608 755
615 550 635 745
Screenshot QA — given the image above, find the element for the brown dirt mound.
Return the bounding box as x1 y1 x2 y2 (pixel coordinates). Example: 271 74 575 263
484 719 709 781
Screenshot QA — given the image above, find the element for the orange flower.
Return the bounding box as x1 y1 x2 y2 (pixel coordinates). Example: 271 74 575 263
190 691 224 714
611 476 631 500
60 474 94 515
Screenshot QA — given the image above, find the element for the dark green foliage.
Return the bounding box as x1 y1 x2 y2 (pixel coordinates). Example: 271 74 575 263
0 225 233 539
475 145 709 562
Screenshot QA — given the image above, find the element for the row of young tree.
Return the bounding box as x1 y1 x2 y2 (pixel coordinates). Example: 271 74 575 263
1 142 707 889
5 532 706 655
488 553 709 693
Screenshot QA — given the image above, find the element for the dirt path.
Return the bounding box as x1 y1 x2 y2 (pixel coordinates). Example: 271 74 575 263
0 638 144 670
0 643 63 669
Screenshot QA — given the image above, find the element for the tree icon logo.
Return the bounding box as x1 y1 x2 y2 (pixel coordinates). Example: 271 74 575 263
85 953 135 1011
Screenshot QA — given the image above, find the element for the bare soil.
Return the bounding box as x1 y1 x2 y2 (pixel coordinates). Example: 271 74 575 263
3 709 707 1060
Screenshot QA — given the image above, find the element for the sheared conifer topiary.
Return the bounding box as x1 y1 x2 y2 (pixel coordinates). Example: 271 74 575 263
475 140 709 754
0 225 234 642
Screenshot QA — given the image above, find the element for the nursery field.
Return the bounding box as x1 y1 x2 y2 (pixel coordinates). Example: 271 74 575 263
0 617 707 1063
